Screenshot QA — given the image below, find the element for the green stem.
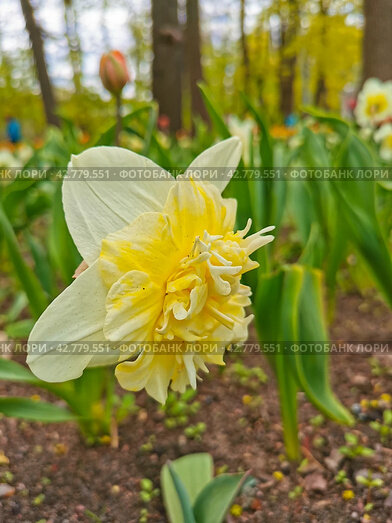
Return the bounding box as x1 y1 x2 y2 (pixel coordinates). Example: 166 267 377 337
115 93 122 146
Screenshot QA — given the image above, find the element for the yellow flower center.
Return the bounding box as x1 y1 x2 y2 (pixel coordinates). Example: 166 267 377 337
366 93 388 117
97 179 274 402
155 228 255 342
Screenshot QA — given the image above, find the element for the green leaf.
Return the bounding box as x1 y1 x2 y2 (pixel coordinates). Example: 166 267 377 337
255 267 302 460
198 84 231 139
298 222 326 268
141 105 158 156
3 292 27 323
275 266 303 461
0 358 40 384
193 473 245 523
0 202 48 319
0 359 75 406
166 462 196 523
5 319 34 339
301 106 350 137
94 106 152 146
48 183 81 284
294 269 354 425
241 93 273 167
25 231 54 297
255 265 353 460
288 182 313 244
0 397 75 422
332 132 392 307
161 454 213 523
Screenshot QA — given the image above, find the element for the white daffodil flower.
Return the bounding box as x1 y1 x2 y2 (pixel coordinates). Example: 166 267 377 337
355 78 392 128
374 123 392 162
27 138 275 403
227 115 255 165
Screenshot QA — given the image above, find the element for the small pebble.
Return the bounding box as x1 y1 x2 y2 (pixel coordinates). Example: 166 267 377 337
138 410 148 422
0 484 15 498
385 491 392 508
303 473 327 493
352 375 368 387
280 461 290 474
325 448 344 472
351 403 362 416
149 453 159 464
54 443 68 456
111 485 121 495
178 435 187 446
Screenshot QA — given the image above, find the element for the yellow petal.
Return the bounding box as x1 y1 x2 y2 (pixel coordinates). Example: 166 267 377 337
115 353 177 404
100 212 179 288
163 180 231 254
104 270 164 342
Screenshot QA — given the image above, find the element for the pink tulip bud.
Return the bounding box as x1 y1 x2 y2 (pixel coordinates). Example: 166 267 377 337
99 50 130 95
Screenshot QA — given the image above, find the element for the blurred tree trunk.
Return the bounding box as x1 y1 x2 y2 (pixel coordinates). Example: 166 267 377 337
240 0 250 94
363 0 392 81
186 0 208 126
315 0 328 108
20 0 59 126
64 0 82 93
255 21 264 105
152 0 183 133
279 0 298 118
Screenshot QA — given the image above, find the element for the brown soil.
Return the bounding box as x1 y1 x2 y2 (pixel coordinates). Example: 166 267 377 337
0 293 391 523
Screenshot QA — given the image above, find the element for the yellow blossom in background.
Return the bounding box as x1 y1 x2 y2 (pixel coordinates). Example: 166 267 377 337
270 125 297 140
355 78 392 127
230 504 243 517
27 138 274 403
342 489 355 501
273 471 284 481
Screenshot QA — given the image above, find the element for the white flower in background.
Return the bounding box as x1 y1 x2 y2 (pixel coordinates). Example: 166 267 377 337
358 126 374 141
27 138 275 403
228 115 254 165
15 144 34 165
0 150 18 168
355 78 392 127
374 123 392 161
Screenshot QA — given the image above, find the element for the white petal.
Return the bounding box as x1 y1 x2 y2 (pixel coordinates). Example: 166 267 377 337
185 137 242 193
63 146 175 264
27 261 107 382
87 351 124 368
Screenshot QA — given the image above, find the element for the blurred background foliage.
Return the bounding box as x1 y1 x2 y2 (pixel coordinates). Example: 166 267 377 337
0 0 382 139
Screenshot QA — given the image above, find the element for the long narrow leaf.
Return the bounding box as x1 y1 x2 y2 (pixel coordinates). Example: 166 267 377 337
0 397 75 422
0 203 48 319
167 462 196 523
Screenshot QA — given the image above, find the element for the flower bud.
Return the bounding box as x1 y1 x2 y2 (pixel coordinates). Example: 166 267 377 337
99 50 130 95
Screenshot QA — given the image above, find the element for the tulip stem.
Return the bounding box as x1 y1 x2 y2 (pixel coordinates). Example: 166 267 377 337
115 93 122 146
